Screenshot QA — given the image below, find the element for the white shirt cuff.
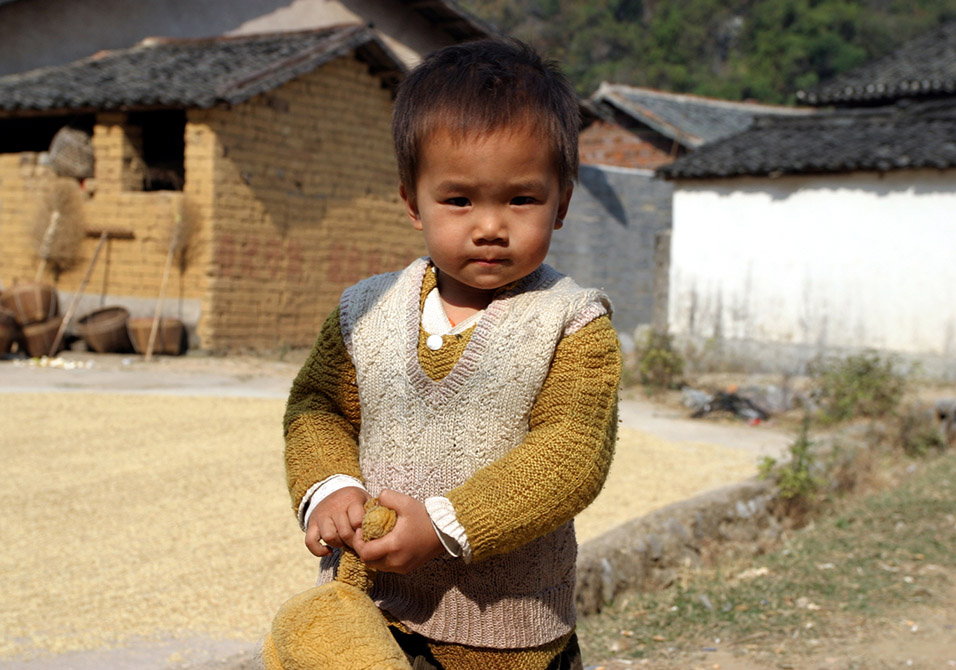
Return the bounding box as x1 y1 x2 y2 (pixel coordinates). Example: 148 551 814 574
298 474 367 531
425 496 472 562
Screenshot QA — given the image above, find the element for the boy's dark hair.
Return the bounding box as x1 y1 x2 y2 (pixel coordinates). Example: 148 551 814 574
393 38 580 192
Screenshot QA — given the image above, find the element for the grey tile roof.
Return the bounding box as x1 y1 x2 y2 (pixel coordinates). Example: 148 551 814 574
798 20 956 106
401 0 497 42
591 82 814 148
0 24 404 115
658 98 956 179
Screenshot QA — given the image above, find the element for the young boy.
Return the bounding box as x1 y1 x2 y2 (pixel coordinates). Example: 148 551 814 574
283 38 621 668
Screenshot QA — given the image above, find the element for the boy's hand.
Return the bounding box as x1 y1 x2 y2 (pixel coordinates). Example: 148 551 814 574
353 489 445 574
305 486 370 558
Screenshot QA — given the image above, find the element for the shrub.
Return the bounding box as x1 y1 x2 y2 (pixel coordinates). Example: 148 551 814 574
760 415 823 504
636 331 685 390
897 402 947 457
808 351 906 423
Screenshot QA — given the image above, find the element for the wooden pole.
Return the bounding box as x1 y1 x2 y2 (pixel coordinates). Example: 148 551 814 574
48 231 108 356
144 237 176 362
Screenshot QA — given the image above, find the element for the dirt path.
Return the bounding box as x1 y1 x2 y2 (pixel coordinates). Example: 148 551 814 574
0 352 793 669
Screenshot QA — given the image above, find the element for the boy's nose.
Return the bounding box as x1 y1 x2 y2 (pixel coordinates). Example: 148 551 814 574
473 211 508 244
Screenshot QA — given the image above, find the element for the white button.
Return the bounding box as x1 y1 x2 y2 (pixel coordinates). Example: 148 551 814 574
426 334 444 351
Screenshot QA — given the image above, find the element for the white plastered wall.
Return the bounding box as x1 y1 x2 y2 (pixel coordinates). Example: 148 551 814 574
669 169 956 358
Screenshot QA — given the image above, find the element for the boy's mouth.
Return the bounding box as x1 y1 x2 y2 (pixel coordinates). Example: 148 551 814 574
472 257 508 265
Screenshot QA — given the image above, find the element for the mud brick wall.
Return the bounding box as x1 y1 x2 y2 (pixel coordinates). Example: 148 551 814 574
195 56 423 349
580 119 680 171
0 118 209 323
0 154 51 285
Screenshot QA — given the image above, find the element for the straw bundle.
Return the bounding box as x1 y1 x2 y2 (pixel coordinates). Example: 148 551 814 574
171 196 200 275
31 177 85 281
48 126 94 180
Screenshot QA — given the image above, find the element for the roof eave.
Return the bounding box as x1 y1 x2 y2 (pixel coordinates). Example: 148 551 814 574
0 24 408 115
595 89 702 148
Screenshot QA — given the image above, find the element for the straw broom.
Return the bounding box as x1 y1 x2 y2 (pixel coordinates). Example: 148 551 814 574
145 197 195 361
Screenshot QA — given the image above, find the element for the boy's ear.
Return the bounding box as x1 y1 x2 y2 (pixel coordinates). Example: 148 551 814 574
399 183 423 230
555 183 573 229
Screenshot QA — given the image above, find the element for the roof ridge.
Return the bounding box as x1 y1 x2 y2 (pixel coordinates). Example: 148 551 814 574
132 23 363 49
799 19 956 105
597 81 813 112
214 25 373 99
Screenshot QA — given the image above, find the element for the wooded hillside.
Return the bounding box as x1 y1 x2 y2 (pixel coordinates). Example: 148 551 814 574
461 0 956 102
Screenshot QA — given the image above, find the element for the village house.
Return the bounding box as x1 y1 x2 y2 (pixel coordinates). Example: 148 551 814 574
550 85 813 341
0 26 420 352
580 82 814 171
0 2 494 353
658 21 956 377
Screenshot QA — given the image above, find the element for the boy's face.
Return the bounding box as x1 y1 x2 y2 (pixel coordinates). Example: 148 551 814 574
400 125 572 309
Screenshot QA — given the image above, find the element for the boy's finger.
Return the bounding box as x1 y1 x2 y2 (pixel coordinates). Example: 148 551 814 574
356 536 388 564
350 528 365 554
305 536 331 558
347 501 366 530
305 527 332 557
376 488 404 510
333 509 356 544
318 517 343 548
355 535 399 570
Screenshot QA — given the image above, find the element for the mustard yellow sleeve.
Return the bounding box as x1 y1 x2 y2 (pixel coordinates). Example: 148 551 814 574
283 307 363 515
446 314 621 562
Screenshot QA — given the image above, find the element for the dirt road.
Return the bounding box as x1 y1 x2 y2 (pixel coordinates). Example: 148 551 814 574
0 352 792 669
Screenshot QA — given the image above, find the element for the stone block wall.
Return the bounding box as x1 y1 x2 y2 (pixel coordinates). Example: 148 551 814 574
547 164 673 341
575 478 784 615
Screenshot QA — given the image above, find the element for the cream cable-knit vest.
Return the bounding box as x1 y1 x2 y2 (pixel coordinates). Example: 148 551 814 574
329 257 610 648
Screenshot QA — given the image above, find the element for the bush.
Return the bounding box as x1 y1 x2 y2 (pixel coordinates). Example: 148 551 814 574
897 402 947 457
808 351 906 423
635 331 685 390
760 415 822 504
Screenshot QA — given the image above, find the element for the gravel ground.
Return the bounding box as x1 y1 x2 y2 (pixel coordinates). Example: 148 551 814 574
0 352 791 669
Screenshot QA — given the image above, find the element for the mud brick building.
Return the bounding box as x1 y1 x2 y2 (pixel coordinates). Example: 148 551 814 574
0 25 437 350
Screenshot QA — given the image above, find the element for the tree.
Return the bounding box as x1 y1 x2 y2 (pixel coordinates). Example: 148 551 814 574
461 0 956 102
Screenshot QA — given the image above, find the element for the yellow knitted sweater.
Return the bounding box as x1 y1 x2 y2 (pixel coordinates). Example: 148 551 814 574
285 264 620 559
284 261 621 651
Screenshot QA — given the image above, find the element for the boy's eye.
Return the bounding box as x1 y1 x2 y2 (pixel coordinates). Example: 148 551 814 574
444 197 470 207
511 196 538 206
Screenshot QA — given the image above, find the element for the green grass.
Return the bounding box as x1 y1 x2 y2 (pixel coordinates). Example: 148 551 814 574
579 450 956 661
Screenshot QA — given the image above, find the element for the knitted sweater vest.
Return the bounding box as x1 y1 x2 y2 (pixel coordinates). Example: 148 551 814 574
332 257 610 648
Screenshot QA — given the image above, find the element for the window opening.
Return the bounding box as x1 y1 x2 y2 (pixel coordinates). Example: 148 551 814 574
0 114 94 154
127 110 186 191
